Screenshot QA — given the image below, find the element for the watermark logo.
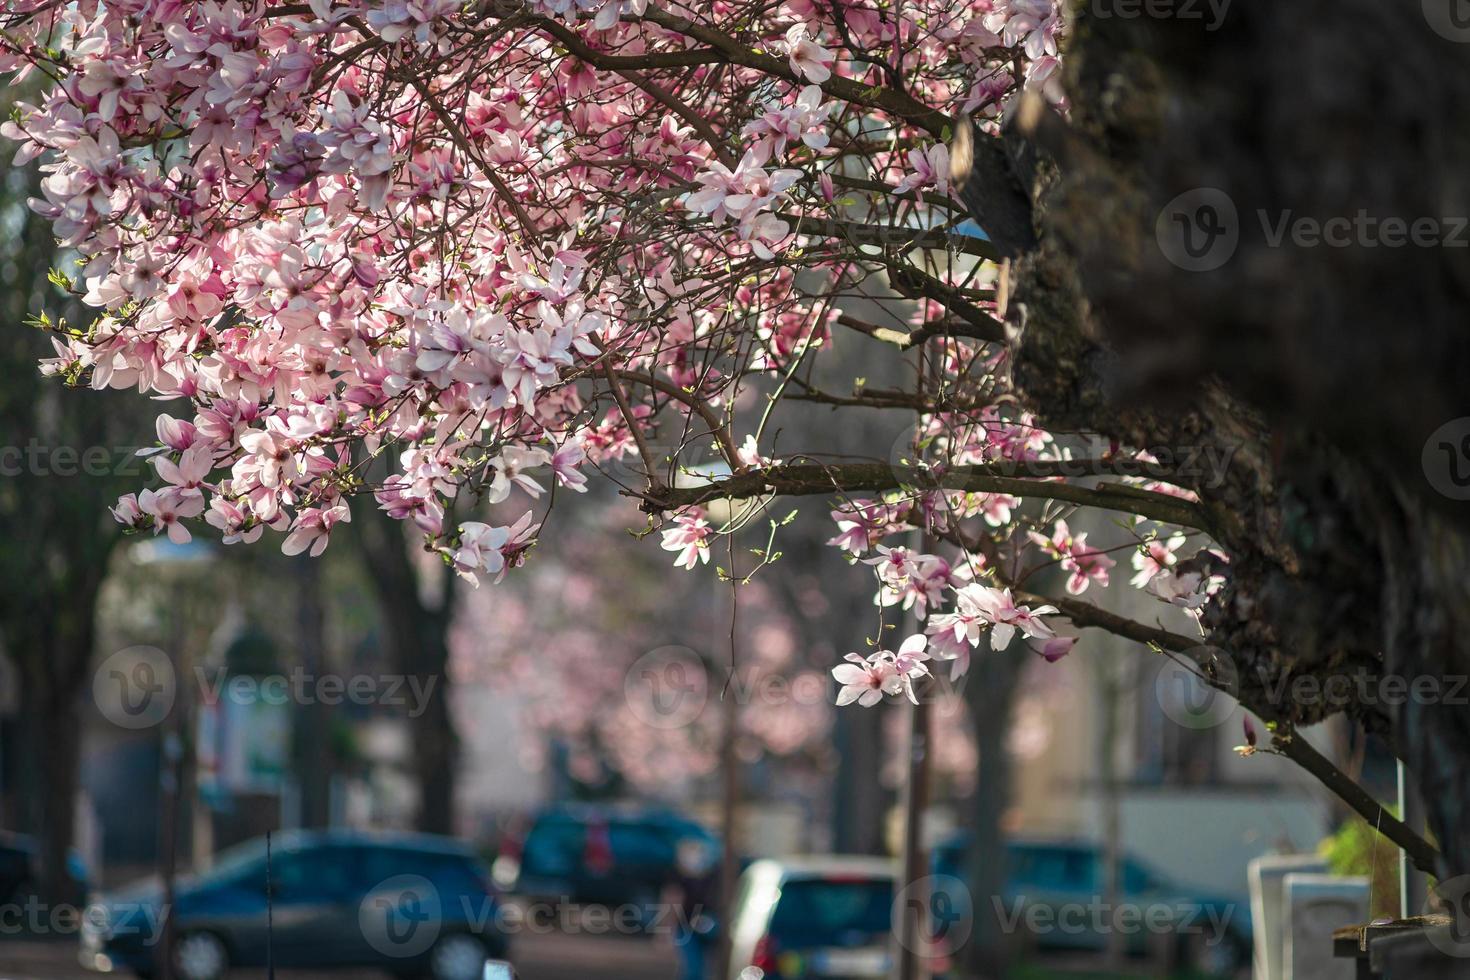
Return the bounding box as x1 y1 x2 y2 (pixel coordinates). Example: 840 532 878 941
1422 417 1470 500
625 646 708 730
360 875 441 958
1155 645 1239 730
1156 188 1239 272
94 646 176 729
1160 192 1470 271
1425 875 1470 957
893 874 973 957
1424 0 1470 43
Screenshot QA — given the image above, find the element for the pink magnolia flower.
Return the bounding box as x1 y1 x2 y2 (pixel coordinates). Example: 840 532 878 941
865 546 951 616
894 144 951 202
1028 635 1076 662
1027 518 1116 595
111 493 144 527
735 434 771 470
684 148 801 227
827 499 894 555
281 503 350 557
138 487 205 544
985 0 1063 60
661 512 713 569
551 439 590 493
1146 569 1209 611
447 515 540 584
204 497 264 545
831 636 931 707
448 521 512 582
235 425 299 489
1130 533 1185 588
153 444 213 500
954 583 1058 649
498 328 569 406
832 652 900 707
925 625 975 681
891 634 932 689
488 445 552 501
137 414 198 457
742 85 833 153
784 24 834 83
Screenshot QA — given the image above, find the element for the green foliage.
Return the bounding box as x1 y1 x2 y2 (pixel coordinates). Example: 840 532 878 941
1318 812 1402 918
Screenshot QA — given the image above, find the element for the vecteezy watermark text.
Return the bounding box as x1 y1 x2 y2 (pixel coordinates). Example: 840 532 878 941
1157 189 1470 272
993 895 1236 943
2 899 167 946
1090 0 1230 30
0 442 145 478
193 666 438 718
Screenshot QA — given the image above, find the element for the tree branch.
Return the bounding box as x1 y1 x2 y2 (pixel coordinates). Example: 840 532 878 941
835 311 1004 348
1021 589 1444 875
613 368 742 469
639 6 957 138
637 461 1208 528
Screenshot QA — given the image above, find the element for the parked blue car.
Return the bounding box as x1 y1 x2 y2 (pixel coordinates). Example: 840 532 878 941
80 830 508 980
497 803 718 923
931 836 1252 975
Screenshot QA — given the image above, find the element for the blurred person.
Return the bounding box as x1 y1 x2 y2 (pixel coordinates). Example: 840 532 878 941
669 837 718 980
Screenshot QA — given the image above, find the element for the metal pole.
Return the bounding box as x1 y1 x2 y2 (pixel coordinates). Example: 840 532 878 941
1398 760 1428 917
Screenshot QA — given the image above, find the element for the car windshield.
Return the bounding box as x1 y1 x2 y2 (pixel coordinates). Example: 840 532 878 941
767 877 894 947
201 838 269 883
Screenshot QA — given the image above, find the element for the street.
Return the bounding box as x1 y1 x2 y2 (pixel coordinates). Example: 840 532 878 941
0 935 678 980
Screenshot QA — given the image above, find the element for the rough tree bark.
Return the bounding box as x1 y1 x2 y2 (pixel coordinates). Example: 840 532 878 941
1001 2 1470 877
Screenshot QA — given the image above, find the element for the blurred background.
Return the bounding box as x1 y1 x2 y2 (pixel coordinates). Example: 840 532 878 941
0 74 1408 980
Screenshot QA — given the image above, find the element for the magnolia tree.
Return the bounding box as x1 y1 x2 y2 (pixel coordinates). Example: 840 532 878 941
2 0 1463 912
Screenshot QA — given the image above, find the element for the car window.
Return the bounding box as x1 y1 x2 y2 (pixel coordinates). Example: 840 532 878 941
358 845 433 885
522 818 584 876
767 878 893 947
608 822 674 869
1012 848 1096 891
208 838 269 882
272 844 356 901
425 853 488 898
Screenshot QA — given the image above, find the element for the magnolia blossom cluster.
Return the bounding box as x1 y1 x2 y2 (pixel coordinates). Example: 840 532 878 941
0 1 1237 713
0 0 1069 590
813 407 1226 708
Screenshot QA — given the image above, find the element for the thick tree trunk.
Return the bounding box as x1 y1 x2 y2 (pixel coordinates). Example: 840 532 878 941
1000 0 1470 878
